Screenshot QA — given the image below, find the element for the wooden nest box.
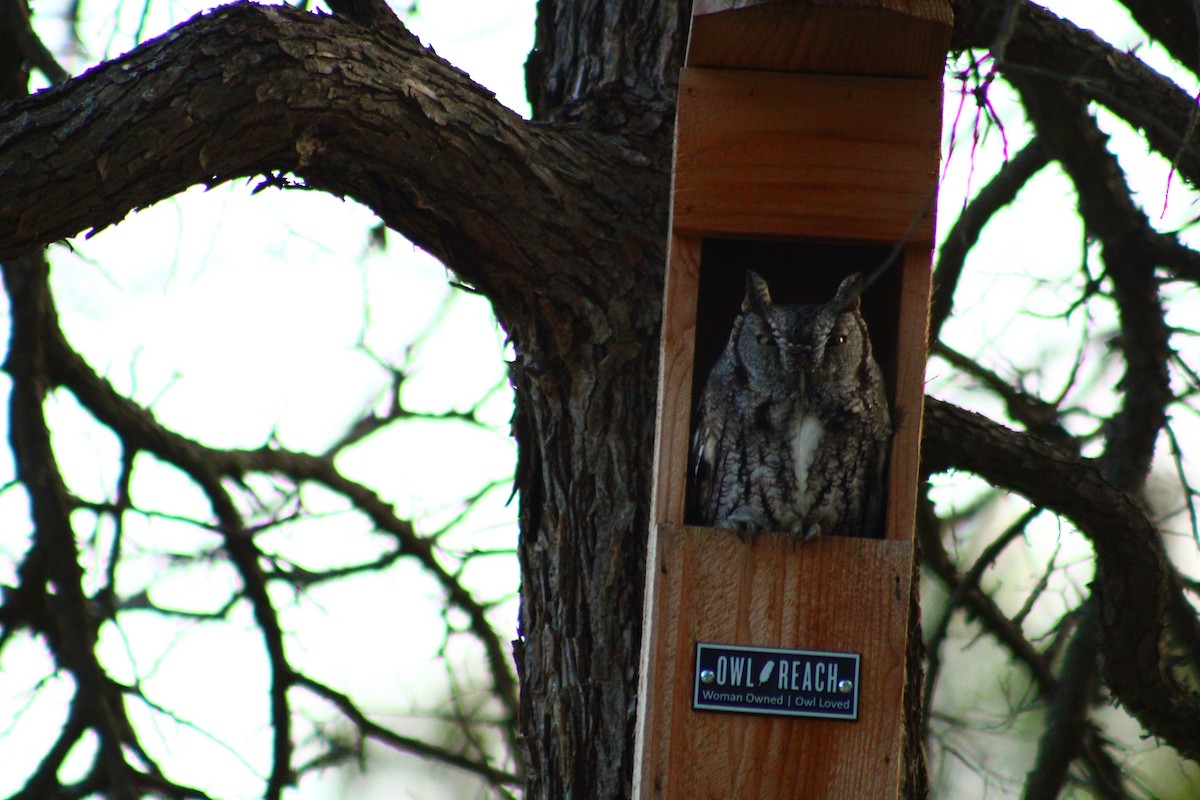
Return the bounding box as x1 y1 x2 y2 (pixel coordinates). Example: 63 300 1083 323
635 2 951 798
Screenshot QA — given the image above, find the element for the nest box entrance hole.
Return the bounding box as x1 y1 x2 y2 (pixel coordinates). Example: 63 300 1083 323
682 237 903 539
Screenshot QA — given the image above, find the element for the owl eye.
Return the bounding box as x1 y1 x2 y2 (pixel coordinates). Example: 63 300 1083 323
832 334 847 345
757 334 772 346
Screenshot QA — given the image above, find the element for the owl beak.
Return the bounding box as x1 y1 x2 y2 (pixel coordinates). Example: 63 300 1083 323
781 344 808 390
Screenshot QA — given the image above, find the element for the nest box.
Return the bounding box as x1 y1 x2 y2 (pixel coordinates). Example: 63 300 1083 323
634 2 951 798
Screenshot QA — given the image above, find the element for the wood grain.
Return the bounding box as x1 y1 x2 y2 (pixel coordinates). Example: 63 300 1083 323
672 68 943 245
688 1 952 77
635 527 913 799
883 245 933 543
650 235 702 527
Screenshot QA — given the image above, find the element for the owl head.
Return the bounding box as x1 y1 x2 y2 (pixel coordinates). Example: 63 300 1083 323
725 271 800 390
735 271 872 391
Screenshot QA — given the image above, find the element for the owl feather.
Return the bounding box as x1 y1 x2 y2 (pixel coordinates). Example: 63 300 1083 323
690 270 891 542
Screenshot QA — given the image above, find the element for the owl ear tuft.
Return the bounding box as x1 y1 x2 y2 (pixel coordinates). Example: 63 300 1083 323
743 270 772 313
831 272 863 313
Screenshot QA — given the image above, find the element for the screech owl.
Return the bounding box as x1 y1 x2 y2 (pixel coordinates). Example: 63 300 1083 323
689 270 891 542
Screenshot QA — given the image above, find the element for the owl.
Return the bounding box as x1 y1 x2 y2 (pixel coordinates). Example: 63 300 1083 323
689 270 891 542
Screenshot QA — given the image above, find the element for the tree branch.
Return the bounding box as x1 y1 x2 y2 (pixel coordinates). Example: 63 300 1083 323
0 0 70 86
930 136 1048 343
1115 0 1200 77
952 0 1200 193
7 253 297 799
917 484 1129 794
2 253 141 799
0 1 666 334
35 284 521 767
293 673 522 790
1 224 525 793
923 396 1200 761
1022 599 1127 800
932 342 1075 450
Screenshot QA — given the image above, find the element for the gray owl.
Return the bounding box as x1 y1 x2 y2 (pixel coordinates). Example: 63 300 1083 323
689 270 891 541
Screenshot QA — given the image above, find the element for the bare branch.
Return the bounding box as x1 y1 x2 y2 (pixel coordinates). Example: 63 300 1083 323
0 2 666 331
918 497 1057 711
46 331 522 781
931 136 1049 342
952 0 1200 193
1114 0 1200 77
923 396 1200 761
933 342 1075 450
0 0 70 85
293 672 521 791
1022 600 1126 800
2 252 141 799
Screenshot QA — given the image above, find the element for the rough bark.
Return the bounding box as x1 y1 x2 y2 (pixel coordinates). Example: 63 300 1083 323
0 3 666 304
513 2 681 794
1115 0 1200 76
527 0 688 139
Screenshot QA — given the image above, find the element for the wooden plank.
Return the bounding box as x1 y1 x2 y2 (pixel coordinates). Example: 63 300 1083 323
883 244 932 542
688 1 952 77
650 235 701 528
634 526 912 799
672 68 942 244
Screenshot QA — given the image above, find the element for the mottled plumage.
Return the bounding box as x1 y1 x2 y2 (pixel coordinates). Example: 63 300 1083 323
690 271 891 541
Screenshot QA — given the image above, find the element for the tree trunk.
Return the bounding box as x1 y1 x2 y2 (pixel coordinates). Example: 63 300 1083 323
511 3 683 795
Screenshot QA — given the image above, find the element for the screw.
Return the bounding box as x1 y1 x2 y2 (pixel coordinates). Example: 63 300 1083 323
700 669 716 684
837 679 853 694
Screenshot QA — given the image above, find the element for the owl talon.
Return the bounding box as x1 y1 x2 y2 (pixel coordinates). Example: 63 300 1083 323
788 524 820 549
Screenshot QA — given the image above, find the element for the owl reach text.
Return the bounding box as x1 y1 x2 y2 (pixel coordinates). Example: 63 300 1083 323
710 654 843 694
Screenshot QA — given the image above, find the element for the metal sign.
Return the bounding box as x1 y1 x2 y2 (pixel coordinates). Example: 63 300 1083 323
692 642 860 721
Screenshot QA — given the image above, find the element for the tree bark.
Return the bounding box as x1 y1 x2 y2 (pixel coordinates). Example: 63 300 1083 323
513 2 684 794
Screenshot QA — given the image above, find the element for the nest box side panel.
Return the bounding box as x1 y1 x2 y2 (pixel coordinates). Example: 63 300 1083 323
884 245 932 543
649 235 702 528
672 68 942 244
